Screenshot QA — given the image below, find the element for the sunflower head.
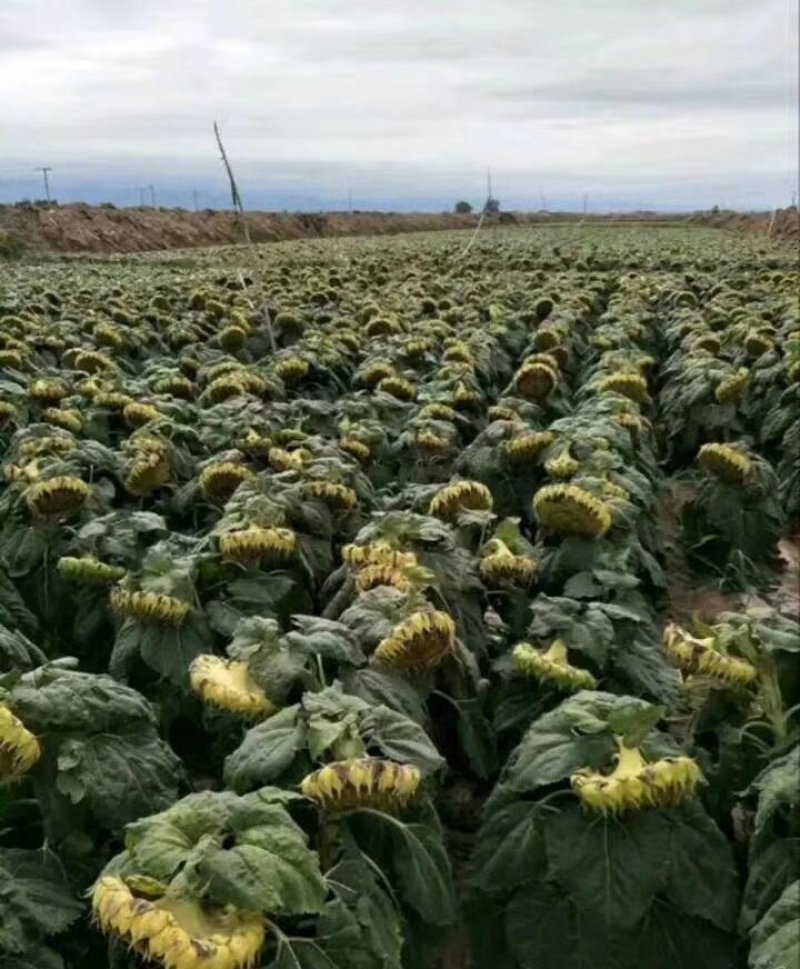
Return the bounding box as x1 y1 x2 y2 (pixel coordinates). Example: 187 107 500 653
339 438 371 464
663 623 756 686
0 704 41 784
515 361 558 400
544 451 581 480
354 564 413 594
479 540 538 588
300 758 420 811
28 378 69 403
697 443 751 484
428 480 493 522
377 376 417 402
200 463 256 505
598 372 649 403
414 430 452 455
503 431 555 466
124 401 161 427
0 401 18 426
360 362 395 388
744 331 773 357
343 542 418 571
125 447 171 496
374 610 455 671
715 369 749 403
571 738 702 815
305 481 358 517
275 357 310 384
58 556 126 584
418 402 457 422
511 640 596 690
534 484 612 538
110 588 190 627
25 476 91 519
189 655 274 718
92 876 265 969
95 391 134 411
42 408 83 434
488 405 521 423
219 526 297 568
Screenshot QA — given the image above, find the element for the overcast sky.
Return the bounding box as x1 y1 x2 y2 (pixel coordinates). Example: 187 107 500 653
0 0 797 210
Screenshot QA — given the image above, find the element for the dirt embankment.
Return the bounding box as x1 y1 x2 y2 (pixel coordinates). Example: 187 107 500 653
0 204 481 255
691 207 799 242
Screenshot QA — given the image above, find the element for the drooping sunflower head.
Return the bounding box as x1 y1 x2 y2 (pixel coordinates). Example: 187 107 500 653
510 641 596 691
418 402 457 422
300 758 420 812
25 476 91 519
598 372 649 403
488 404 521 423
304 481 358 517
42 407 83 434
28 378 69 403
236 429 273 459
615 412 648 437
219 526 297 568
715 369 749 403
95 391 135 412
189 655 274 719
339 438 371 464
200 463 256 505
110 588 190 627
92 876 265 969
268 446 307 473
123 401 161 428
219 325 247 351
274 357 310 384
503 431 555 466
125 447 171 496
354 563 413 594
544 451 581 480
373 610 455 671
414 430 453 455
58 556 126 585
0 704 41 784
360 361 395 389
479 540 538 588
428 480 493 522
515 361 558 400
533 484 612 538
376 376 417 402
697 443 751 485
663 623 757 686
571 738 702 815
744 331 773 357
343 542 418 571
0 401 18 426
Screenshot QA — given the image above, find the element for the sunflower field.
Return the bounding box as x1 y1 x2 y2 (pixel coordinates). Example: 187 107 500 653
0 225 798 969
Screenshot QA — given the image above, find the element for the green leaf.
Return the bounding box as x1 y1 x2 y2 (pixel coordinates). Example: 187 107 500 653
563 571 602 599
341 668 426 723
3 943 64 969
750 747 800 835
186 823 326 916
741 840 800 933
471 800 546 895
749 880 799 969
51 729 183 829
545 807 670 928
661 803 739 931
224 705 304 792
606 704 665 747
138 613 213 687
0 848 83 937
359 705 445 775
633 899 738 969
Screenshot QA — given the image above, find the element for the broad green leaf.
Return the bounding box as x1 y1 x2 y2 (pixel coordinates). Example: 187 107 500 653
750 747 799 835
749 881 799 969
138 613 213 687
359 705 445 774
0 849 84 936
545 807 670 928
741 840 800 933
224 705 304 792
471 800 546 895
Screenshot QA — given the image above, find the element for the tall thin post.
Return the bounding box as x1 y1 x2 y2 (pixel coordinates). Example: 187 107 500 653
138 187 146 207
148 185 156 207
35 166 52 202
213 120 275 353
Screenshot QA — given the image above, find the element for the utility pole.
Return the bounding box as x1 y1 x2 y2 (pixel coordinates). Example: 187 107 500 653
347 187 352 215
148 184 156 207
137 187 146 207
582 192 589 217
34 166 52 202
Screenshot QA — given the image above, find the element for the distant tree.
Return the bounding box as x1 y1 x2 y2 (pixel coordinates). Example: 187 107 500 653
484 197 500 214
454 200 473 214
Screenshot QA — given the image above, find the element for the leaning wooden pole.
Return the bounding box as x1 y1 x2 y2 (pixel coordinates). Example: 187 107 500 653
213 121 275 353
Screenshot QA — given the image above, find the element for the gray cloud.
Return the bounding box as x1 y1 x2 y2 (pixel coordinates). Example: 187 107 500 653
0 0 796 209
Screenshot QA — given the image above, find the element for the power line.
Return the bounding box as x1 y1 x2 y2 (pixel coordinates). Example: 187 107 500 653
34 166 52 202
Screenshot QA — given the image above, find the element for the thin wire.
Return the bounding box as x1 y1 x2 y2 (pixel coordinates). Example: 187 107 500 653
454 207 487 260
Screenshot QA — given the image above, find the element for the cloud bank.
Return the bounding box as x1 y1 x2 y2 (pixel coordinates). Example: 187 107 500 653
0 0 796 209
